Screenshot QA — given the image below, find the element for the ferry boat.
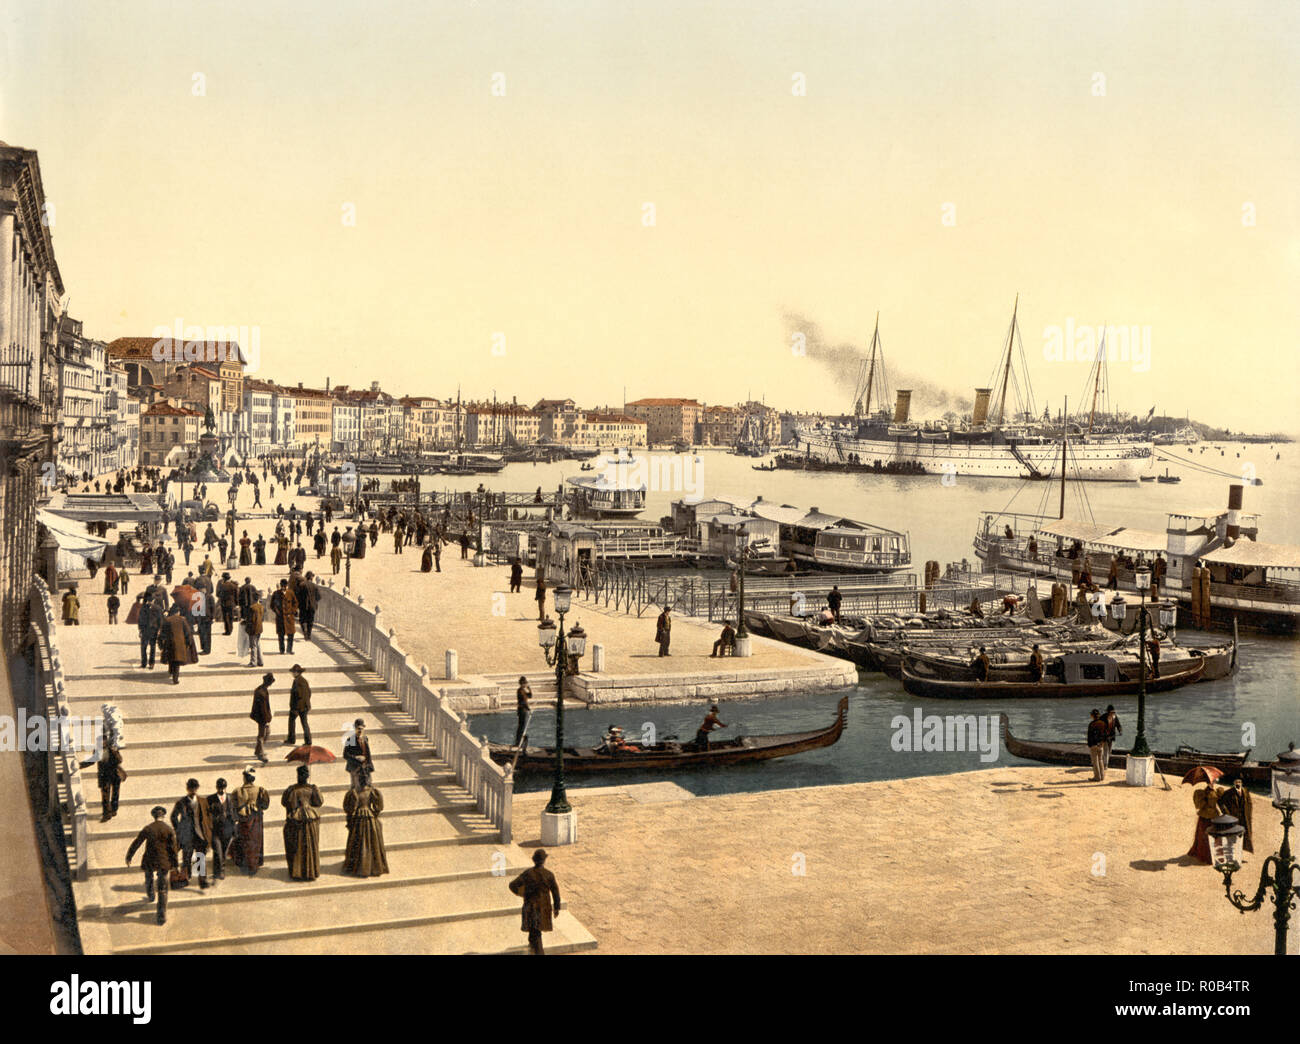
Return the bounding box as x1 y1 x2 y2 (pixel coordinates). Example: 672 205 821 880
792 303 1151 481
973 485 1300 634
565 474 646 518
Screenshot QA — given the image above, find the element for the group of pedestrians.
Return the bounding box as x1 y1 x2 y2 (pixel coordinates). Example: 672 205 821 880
1085 705 1123 781
123 759 390 927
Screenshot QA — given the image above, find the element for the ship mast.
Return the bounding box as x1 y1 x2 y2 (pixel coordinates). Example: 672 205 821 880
1059 396 1068 520
860 312 880 417
1087 327 1106 435
994 294 1018 427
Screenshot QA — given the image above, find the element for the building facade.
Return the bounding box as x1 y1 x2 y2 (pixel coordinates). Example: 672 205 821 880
624 397 703 445
0 143 64 651
139 400 203 467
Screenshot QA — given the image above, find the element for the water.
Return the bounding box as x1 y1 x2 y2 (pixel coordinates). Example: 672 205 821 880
445 443 1300 794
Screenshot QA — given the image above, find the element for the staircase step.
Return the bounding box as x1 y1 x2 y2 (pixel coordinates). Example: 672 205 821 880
109 773 460 811
122 749 451 780
94 875 595 955
87 811 498 875
78 844 532 916
97 728 438 770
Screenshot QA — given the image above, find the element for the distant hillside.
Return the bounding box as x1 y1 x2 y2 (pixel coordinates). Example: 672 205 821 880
1146 414 1294 444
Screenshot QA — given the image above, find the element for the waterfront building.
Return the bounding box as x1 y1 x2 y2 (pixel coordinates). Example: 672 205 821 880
0 142 63 652
624 397 703 446
56 317 111 480
139 400 203 467
572 410 647 448
465 401 542 447
243 379 275 455
331 395 362 455
702 404 741 446
105 361 137 472
289 384 333 453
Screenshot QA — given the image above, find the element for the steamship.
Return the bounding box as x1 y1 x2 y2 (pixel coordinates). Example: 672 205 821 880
792 304 1152 482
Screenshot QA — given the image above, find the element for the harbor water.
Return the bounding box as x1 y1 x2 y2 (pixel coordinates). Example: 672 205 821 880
438 443 1300 793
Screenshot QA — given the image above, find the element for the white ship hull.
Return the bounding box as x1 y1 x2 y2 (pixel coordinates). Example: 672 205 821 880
794 429 1150 481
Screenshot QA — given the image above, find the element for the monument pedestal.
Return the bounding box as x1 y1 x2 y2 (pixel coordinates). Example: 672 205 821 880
540 809 578 846
1126 754 1156 787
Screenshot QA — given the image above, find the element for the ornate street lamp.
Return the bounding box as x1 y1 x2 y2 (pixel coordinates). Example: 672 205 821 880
1131 566 1152 758
735 524 748 641
538 583 585 834
1209 745 1300 955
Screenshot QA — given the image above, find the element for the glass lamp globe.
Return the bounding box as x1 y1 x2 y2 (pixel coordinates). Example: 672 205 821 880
567 623 587 657
553 584 572 616
1109 596 1127 621
1207 814 1245 870
537 619 557 649
1135 568 1151 590
1271 745 1300 810
1158 604 1178 628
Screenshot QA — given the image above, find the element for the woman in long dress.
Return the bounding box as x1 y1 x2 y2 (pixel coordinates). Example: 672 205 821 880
281 765 323 881
343 772 388 877
1188 779 1223 863
239 531 252 566
254 535 266 565
229 770 270 874
273 535 289 566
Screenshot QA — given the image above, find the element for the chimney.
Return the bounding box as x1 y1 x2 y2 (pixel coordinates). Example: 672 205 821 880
893 390 912 424
972 388 992 427
1226 484 1243 541
325 377 330 392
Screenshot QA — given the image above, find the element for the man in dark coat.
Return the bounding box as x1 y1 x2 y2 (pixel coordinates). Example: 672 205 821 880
125 806 180 925
509 558 523 593
160 605 198 684
285 664 312 745
270 579 297 654
251 673 275 762
207 778 237 881
656 605 672 656
217 573 239 636
137 593 162 669
1219 779 1255 853
171 777 214 889
298 572 319 640
509 849 562 955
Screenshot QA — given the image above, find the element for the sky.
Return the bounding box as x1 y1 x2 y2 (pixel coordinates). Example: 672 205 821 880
2 0 1298 431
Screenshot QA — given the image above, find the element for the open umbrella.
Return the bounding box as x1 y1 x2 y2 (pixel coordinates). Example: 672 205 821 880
1181 765 1225 785
285 745 336 765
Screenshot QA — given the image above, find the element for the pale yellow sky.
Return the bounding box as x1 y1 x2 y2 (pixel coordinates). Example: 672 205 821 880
2 1 1297 430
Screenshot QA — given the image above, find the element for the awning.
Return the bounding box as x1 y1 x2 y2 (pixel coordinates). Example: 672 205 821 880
1200 540 1300 570
1090 527 1168 554
1035 519 1166 553
1037 519 1116 543
748 501 805 525
38 510 111 564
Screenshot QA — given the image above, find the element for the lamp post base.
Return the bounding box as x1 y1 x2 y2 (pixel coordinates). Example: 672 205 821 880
734 636 752 658
1125 754 1156 787
540 809 578 846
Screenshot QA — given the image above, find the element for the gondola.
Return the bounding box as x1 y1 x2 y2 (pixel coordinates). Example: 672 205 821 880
488 696 848 774
900 656 1204 698
999 714 1271 786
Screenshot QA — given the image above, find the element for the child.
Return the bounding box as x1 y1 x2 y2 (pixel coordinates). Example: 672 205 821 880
107 593 121 624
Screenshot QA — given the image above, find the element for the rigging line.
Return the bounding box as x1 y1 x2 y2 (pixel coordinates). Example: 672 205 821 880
1151 447 1250 480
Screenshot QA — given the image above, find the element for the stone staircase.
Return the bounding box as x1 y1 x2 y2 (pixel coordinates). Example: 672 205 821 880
58 623 596 954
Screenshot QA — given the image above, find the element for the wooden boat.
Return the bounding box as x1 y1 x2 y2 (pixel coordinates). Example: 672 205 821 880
999 714 1271 786
1157 469 1181 484
1139 475 1156 482
752 461 778 472
489 697 848 773
900 655 1204 698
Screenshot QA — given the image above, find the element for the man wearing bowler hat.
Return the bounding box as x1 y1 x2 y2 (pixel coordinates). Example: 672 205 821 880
285 664 312 746
509 849 562 956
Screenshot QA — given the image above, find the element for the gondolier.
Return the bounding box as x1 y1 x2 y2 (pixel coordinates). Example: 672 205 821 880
695 704 726 750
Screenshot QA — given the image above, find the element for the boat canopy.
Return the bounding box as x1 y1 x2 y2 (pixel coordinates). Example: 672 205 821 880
1200 540 1300 570
748 501 806 525
1036 518 1166 553
566 474 647 492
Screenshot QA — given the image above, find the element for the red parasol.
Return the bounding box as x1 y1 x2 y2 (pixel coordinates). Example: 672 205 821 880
1181 765 1224 785
285 744 336 764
